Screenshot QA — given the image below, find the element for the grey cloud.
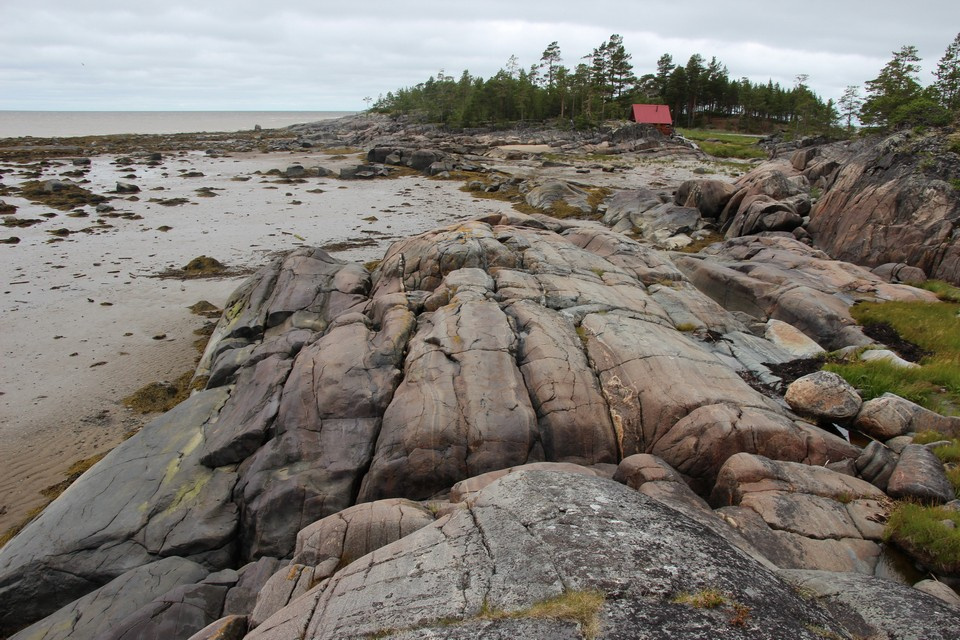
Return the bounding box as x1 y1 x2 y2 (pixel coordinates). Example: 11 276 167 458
1 1 956 110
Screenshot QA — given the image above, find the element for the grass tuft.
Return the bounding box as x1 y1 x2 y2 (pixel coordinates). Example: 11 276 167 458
916 280 960 302
884 502 960 575
672 588 728 609
823 299 960 414
366 590 605 639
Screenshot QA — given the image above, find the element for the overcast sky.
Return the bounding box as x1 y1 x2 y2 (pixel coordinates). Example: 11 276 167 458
1 1 957 112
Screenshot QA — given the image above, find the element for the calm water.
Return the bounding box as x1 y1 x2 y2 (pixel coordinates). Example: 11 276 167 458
0 111 356 138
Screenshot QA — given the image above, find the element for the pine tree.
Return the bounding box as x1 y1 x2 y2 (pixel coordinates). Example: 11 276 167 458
838 85 862 131
606 34 636 105
540 42 562 88
860 45 922 128
655 53 674 100
933 32 960 112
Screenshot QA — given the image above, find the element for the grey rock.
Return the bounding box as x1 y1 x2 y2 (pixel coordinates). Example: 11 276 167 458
524 180 592 214
249 471 845 640
101 580 229 640
855 440 898 491
674 179 738 218
201 354 294 467
10 558 208 640
780 569 960 639
0 388 237 634
115 181 140 194
223 557 286 617
785 371 862 423
887 444 955 504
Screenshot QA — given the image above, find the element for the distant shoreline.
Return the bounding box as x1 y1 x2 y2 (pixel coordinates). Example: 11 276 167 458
0 110 356 138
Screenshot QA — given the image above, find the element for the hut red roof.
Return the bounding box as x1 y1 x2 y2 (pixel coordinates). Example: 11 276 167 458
630 104 673 125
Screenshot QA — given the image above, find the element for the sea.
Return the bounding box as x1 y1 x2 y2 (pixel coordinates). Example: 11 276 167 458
0 111 356 139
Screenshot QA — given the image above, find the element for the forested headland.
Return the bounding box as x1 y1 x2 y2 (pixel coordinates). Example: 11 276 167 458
372 33 960 136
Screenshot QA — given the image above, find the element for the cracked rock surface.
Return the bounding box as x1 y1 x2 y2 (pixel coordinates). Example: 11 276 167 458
1 209 955 638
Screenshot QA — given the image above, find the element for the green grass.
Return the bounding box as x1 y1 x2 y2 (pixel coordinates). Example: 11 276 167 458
884 503 960 575
823 300 960 413
915 279 960 302
677 129 768 160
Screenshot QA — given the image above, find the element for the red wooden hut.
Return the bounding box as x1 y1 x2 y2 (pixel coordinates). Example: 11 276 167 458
629 104 674 135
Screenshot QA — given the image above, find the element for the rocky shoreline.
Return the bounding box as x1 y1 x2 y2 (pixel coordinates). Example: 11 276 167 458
1 115 960 638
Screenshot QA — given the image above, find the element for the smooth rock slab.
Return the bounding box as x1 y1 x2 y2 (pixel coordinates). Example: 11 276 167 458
10 558 208 640
780 569 960 639
249 471 846 640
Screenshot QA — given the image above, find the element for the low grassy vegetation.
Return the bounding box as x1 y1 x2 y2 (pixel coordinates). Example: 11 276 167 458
368 590 605 639
821 290 960 575
884 503 960 575
676 129 767 160
823 298 960 414
916 279 960 303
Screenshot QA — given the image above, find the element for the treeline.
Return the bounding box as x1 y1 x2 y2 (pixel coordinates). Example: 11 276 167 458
372 35 838 133
849 32 960 131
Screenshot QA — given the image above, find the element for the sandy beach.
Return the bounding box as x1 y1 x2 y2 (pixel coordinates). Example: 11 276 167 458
0 135 724 534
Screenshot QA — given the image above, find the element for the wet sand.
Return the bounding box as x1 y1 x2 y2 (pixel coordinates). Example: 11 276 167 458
0 142 729 533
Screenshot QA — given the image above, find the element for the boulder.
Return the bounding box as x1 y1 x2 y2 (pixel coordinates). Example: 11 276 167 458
408 149 440 171
785 371 862 423
524 180 591 214
674 179 738 218
764 319 825 358
854 441 898 491
871 262 927 284
712 454 888 574
855 393 960 440
913 579 960 608
115 181 140 193
886 444 955 504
